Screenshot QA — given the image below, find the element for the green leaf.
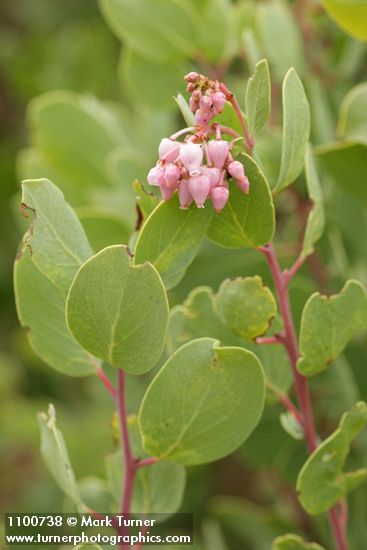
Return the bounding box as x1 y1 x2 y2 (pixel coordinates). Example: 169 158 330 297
257 1 306 80
66 245 169 375
245 59 271 138
272 534 325 549
14 179 95 376
174 93 195 127
321 0 367 41
134 194 213 289
207 154 275 248
28 91 126 190
215 276 277 340
297 401 367 515
279 412 304 441
297 280 367 376
275 68 311 192
338 82 367 144
38 404 83 511
139 338 265 465
106 451 185 516
317 141 367 205
99 0 197 61
300 145 325 260
120 48 188 110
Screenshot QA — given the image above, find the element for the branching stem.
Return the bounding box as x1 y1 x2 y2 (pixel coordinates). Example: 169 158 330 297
259 243 349 550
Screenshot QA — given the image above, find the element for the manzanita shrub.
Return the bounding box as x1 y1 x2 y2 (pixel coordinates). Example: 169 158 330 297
12 1 367 550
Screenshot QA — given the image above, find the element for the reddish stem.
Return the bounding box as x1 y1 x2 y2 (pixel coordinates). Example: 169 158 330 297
260 243 349 550
284 255 306 283
256 334 284 345
117 370 136 517
278 393 304 426
95 367 117 398
135 456 158 469
260 243 317 453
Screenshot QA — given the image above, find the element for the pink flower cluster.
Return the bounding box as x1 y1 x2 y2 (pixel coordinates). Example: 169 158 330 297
148 138 249 212
146 71 250 212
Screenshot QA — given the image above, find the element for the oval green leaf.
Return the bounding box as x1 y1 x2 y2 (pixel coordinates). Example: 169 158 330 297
296 402 367 515
297 280 367 376
215 276 277 340
14 179 96 376
300 144 325 260
245 59 271 138
275 68 310 192
139 338 265 465
38 404 83 511
66 245 169 374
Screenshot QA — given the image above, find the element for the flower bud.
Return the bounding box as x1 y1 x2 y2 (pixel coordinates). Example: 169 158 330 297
228 160 245 180
179 142 203 172
228 161 249 193
208 140 230 169
195 109 212 127
211 186 229 212
190 89 201 111
201 166 221 189
164 163 181 189
184 71 200 83
236 176 250 194
147 165 164 186
199 95 213 113
159 138 180 162
178 181 193 209
187 82 196 93
211 92 226 113
189 95 199 113
188 174 211 208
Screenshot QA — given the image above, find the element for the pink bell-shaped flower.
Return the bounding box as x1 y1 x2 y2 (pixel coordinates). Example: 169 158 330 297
188 174 211 208
160 181 175 201
164 163 181 189
211 186 229 212
207 140 230 169
179 143 203 173
147 164 164 186
211 92 226 113
159 138 180 162
201 166 221 189
178 181 193 209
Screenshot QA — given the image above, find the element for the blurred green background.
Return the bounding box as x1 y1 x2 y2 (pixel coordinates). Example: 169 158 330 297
1 1 367 548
